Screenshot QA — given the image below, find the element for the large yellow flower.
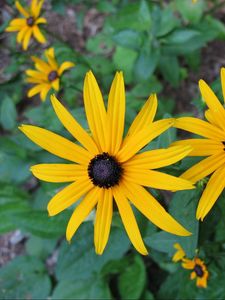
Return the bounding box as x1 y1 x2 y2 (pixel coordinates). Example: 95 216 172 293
182 257 209 288
173 68 225 221
26 48 75 101
5 0 46 50
20 71 194 255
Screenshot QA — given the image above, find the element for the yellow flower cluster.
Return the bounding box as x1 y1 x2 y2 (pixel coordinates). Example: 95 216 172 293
172 243 209 288
5 1 75 101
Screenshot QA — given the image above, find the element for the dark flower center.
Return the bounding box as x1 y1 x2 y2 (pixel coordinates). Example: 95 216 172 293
194 264 204 277
88 152 123 188
48 71 58 82
26 17 35 26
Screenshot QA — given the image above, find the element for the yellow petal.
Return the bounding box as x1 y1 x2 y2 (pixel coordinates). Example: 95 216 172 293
107 72 125 155
199 79 225 130
174 117 225 141
22 28 32 50
126 94 157 139
35 17 47 24
51 78 60 91
205 109 221 129
51 95 99 155
171 139 224 156
66 187 99 242
122 180 191 236
83 71 108 152
172 243 185 262
113 185 148 255
5 26 21 32
31 163 87 182
31 0 38 17
19 125 92 165
124 168 194 191
26 69 47 80
10 18 26 27
31 0 44 18
117 118 174 162
45 48 58 70
181 152 225 183
94 189 113 255
26 77 43 84
47 178 93 216
40 84 51 101
27 84 44 97
31 56 51 73
58 61 75 76
182 258 195 269
15 1 29 17
196 165 225 220
17 26 29 43
32 25 46 44
221 68 225 103
124 145 192 169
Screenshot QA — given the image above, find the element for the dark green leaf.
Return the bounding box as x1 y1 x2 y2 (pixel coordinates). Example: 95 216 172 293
118 255 146 300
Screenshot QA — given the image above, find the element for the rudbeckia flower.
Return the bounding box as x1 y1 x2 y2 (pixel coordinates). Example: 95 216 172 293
182 257 209 288
26 48 75 101
173 68 225 221
172 243 186 262
19 71 194 255
5 0 47 50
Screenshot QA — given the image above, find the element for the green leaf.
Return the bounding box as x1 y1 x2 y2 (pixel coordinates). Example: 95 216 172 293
166 29 201 44
118 255 146 300
109 1 151 31
0 256 51 299
0 97 17 130
13 210 70 238
145 190 199 258
0 184 30 233
56 222 130 281
113 30 143 50
134 46 159 81
175 0 204 24
159 56 180 87
154 7 180 37
52 277 111 300
113 46 138 83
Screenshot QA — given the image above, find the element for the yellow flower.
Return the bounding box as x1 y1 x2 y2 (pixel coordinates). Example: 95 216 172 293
5 0 46 50
19 71 194 255
25 48 75 101
172 243 186 262
173 68 225 221
182 257 209 288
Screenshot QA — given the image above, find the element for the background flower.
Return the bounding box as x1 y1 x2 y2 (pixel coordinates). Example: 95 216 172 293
5 0 47 50
26 47 75 101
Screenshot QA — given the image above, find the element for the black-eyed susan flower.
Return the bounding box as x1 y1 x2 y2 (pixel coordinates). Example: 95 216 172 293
25 48 75 101
173 68 225 221
19 71 194 255
172 243 186 262
182 257 209 288
5 0 47 50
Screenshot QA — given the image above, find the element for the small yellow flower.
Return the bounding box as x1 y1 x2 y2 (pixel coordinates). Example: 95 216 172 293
25 48 75 101
5 0 47 50
173 68 225 221
19 71 194 255
172 243 186 262
192 0 198 3
182 257 209 288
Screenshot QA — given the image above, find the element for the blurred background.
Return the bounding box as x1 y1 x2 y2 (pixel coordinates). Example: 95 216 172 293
1 0 225 299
